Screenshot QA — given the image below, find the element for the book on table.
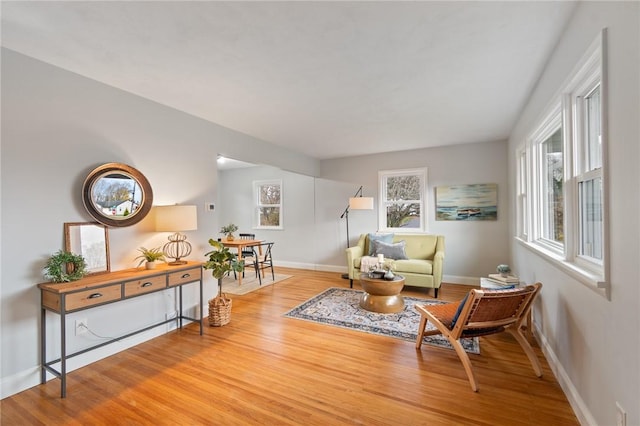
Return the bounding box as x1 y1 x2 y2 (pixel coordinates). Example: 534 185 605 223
488 273 519 283
480 277 517 290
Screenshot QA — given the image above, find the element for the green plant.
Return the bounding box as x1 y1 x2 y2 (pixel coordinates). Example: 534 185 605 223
135 247 166 267
44 250 87 283
204 239 244 280
219 223 239 236
496 264 511 275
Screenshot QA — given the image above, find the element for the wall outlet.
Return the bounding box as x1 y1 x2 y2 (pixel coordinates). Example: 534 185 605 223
616 402 626 426
75 319 88 336
205 202 215 211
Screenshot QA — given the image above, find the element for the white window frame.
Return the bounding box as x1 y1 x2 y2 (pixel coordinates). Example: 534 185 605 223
516 30 608 295
253 179 283 230
378 168 428 233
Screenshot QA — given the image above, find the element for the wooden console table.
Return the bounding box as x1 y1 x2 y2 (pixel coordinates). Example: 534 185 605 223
38 261 203 398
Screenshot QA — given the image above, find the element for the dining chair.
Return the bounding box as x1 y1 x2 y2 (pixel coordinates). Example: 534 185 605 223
254 242 275 285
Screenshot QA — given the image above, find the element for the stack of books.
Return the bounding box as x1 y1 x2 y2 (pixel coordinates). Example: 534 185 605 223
481 274 520 290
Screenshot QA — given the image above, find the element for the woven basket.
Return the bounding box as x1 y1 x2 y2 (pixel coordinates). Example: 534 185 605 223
208 294 232 327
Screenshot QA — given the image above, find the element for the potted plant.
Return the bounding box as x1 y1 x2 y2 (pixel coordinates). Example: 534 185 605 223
496 264 511 277
204 239 244 326
44 250 87 282
135 247 166 269
220 223 239 241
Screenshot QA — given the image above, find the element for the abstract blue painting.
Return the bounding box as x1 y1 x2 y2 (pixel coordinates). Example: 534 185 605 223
436 183 498 221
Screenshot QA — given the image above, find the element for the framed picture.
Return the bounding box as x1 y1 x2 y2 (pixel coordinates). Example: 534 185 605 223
436 183 497 221
64 222 110 274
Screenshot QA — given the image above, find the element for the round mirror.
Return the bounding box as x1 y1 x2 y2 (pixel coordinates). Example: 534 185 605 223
82 163 153 227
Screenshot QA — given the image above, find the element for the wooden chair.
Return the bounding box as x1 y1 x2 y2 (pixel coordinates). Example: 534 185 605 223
234 233 257 279
254 242 275 285
415 283 543 391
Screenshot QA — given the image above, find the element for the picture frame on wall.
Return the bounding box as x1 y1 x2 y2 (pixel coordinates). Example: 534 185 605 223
436 183 497 221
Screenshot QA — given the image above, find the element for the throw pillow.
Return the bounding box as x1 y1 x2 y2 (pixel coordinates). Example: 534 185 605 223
371 239 408 260
450 292 470 329
367 233 394 256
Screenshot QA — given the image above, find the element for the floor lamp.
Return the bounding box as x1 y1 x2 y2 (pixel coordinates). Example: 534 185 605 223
340 186 374 279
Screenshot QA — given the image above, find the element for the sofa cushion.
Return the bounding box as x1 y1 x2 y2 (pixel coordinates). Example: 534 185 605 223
367 233 394 256
371 239 408 260
390 259 433 274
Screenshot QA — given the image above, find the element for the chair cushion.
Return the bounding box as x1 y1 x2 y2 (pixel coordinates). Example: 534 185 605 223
371 239 408 260
450 292 470 329
367 233 394 256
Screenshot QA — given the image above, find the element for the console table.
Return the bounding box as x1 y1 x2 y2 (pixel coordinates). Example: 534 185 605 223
38 261 203 398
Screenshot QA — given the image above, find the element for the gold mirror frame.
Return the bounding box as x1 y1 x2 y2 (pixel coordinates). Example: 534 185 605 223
82 163 153 227
64 222 110 275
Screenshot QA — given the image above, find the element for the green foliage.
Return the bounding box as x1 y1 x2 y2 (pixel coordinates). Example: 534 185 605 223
219 223 239 235
44 250 87 283
134 246 166 267
204 239 244 279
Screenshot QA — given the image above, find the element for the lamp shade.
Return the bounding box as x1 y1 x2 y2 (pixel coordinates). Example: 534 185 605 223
349 197 374 210
155 205 198 232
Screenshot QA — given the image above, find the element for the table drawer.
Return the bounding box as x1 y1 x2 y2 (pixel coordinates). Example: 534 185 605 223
124 275 166 297
65 284 122 311
168 267 202 287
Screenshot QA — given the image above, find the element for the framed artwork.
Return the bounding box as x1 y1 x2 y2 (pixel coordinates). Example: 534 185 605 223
64 222 110 274
436 183 497 221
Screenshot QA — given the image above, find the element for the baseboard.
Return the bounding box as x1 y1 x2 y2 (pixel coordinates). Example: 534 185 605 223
1 324 171 399
535 323 597 425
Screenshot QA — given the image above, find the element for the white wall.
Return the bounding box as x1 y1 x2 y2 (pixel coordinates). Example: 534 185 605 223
0 49 320 398
320 140 511 283
507 3 639 425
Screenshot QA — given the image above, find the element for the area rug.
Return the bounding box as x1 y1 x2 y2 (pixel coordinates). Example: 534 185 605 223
283 287 479 354
220 273 292 295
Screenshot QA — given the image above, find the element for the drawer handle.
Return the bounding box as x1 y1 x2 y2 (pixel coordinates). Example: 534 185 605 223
88 293 103 299
181 273 191 279
141 282 153 288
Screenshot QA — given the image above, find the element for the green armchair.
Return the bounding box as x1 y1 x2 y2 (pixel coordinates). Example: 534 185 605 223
346 233 445 297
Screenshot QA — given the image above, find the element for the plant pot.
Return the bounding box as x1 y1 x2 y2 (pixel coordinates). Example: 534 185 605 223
226 235 235 241
146 261 157 270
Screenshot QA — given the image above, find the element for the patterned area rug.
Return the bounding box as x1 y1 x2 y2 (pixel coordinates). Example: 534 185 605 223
221 273 292 295
284 287 479 354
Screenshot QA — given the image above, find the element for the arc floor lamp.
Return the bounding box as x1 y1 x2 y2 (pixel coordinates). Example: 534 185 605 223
340 186 374 278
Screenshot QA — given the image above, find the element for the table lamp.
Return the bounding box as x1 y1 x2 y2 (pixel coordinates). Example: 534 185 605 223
155 205 198 265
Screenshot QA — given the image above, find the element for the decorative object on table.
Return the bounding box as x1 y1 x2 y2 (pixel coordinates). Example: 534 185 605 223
134 246 166 269
496 264 511 277
204 239 244 326
155 204 198 265
283 287 479 354
219 223 239 241
82 162 154 228
44 250 87 283
339 185 374 278
435 183 497 221
64 222 110 275
383 268 395 281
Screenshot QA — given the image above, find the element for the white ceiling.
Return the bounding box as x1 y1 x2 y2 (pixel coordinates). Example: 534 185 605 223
1 1 577 160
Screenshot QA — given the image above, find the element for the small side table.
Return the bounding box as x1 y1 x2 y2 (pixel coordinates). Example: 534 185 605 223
359 273 405 313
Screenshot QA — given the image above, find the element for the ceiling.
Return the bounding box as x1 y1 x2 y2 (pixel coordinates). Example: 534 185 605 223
1 1 577 160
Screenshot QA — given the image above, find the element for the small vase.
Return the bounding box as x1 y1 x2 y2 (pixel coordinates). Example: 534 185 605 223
384 269 395 281
226 234 235 241
146 261 157 270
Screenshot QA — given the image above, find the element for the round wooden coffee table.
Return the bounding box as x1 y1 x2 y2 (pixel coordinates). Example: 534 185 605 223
358 273 405 313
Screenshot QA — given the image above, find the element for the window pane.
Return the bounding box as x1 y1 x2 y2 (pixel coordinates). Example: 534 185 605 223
386 175 420 201
542 128 564 243
259 184 280 204
586 85 602 171
386 203 420 228
579 177 603 260
259 207 280 226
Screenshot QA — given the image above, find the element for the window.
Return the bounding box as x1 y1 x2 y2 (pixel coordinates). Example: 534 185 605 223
517 31 607 290
378 168 427 232
253 180 282 229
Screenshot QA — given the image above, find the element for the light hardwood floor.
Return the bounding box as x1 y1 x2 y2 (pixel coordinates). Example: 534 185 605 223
1 268 578 425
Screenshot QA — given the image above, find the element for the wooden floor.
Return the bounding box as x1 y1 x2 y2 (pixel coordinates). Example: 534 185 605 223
1 268 578 425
